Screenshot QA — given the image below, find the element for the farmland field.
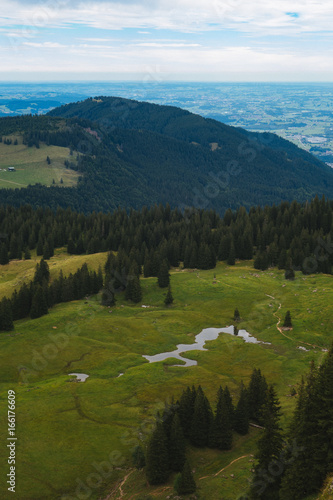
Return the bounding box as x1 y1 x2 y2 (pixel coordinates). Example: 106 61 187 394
0 138 79 188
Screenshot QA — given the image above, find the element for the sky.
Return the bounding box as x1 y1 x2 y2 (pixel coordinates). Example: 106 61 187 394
0 0 332 81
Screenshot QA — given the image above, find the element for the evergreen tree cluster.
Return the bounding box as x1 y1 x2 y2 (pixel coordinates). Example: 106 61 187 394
278 347 333 499
144 371 269 488
248 345 333 500
0 259 103 331
0 197 333 277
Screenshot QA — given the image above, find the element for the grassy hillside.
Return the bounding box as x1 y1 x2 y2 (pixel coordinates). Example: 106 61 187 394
0 248 107 300
0 252 331 499
0 137 79 188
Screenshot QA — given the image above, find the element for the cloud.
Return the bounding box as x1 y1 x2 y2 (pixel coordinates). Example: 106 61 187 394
0 0 332 34
23 41 66 47
136 42 201 47
0 0 333 81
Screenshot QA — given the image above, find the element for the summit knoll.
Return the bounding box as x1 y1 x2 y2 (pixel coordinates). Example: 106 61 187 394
0 96 331 213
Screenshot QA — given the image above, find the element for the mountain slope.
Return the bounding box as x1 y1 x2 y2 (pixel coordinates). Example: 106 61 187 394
0 96 332 214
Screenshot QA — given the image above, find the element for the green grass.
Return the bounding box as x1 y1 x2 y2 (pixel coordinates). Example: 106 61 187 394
0 248 107 300
0 136 79 188
0 256 332 499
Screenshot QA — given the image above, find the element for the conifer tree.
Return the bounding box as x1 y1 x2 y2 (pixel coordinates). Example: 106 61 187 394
169 413 186 472
158 259 170 288
248 368 268 424
249 385 283 500
132 445 146 469
0 243 9 265
36 235 44 256
223 386 235 422
125 273 142 303
24 247 31 260
280 351 333 500
34 258 50 285
210 386 233 450
9 234 19 260
0 297 14 331
174 460 196 495
227 240 236 265
30 285 48 319
233 308 240 321
233 382 249 435
190 385 213 447
164 284 174 306
178 386 196 438
43 241 51 260
283 310 292 328
145 421 169 485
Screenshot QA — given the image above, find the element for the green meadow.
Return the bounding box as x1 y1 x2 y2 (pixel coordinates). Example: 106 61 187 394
0 254 332 500
0 137 79 188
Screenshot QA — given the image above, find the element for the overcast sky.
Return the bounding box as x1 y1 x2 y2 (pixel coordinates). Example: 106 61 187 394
0 0 332 81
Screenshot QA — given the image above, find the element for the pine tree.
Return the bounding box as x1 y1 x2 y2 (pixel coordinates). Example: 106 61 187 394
280 350 333 499
158 259 170 288
285 267 295 280
36 235 44 256
174 460 196 495
125 274 142 303
233 308 240 321
0 243 9 265
227 240 236 265
169 413 186 472
145 421 169 485
178 386 196 438
233 382 249 435
33 259 50 285
210 386 233 450
132 445 146 469
0 297 14 331
190 386 213 447
24 247 31 260
164 285 174 306
67 238 76 254
30 285 48 319
283 310 292 328
223 386 235 422
249 385 283 500
248 368 268 424
43 241 51 260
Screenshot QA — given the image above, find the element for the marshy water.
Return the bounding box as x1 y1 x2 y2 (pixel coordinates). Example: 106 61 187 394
68 373 89 382
143 326 270 367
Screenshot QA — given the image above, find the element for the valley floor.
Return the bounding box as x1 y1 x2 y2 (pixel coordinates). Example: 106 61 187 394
0 254 332 499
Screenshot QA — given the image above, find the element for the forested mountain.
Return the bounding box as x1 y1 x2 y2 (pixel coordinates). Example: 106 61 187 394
0 97 332 213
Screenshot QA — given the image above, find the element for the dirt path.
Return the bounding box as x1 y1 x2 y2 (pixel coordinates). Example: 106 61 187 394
0 177 26 187
199 454 252 481
273 303 295 341
273 302 322 350
103 469 135 500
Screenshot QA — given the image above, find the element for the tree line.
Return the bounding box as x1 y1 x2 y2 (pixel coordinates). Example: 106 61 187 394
0 258 103 331
0 196 332 276
0 248 174 331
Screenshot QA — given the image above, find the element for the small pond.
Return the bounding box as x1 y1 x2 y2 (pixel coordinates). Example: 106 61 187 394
143 326 270 367
68 373 89 382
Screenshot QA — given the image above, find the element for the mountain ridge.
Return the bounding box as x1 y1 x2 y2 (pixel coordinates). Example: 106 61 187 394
0 95 331 214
